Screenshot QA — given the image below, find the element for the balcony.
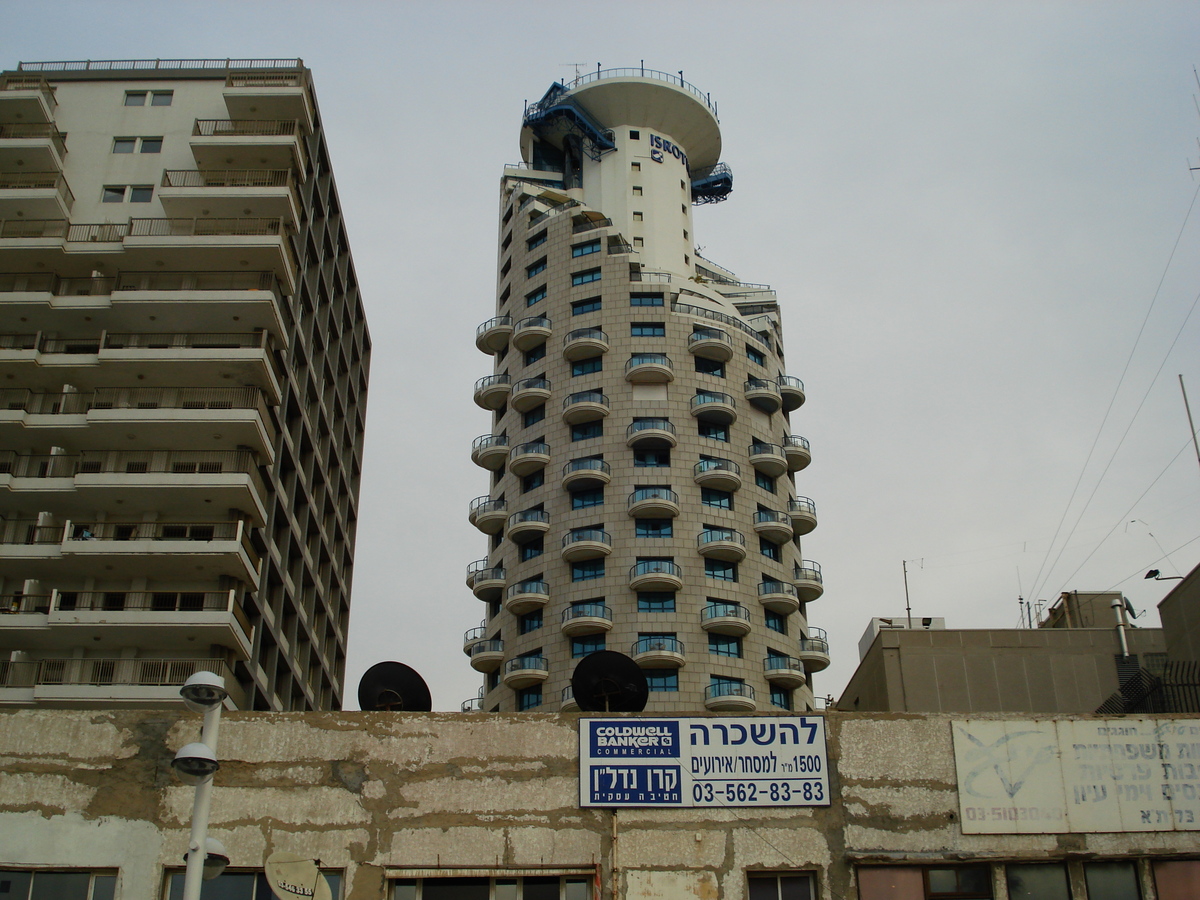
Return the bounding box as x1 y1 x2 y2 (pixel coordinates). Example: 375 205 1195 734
159 169 300 225
510 377 551 413
560 602 613 637
0 124 67 173
468 497 507 534
696 528 746 562
748 442 788 478
704 681 756 712
462 624 487 655
692 458 742 492
0 75 57 124
763 655 807 689
687 327 733 362
561 458 611 491
753 510 794 543
473 374 511 410
624 353 673 384
461 690 485 713
631 636 685 669
561 529 612 562
626 487 679 519
503 655 549 689
511 316 552 352
625 418 677 449
470 433 510 470
190 119 307 172
560 684 579 712
0 172 74 219
122 218 296 291
788 497 818 536
465 560 505 601
562 327 608 361
758 580 800 615
468 639 505 674
0 656 245 709
744 378 782 414
783 435 811 471
629 559 683 592
475 316 513 354
223 72 314 133
690 391 737 425
778 375 806 412
562 390 609 425
505 579 549 615
700 603 752 637
794 561 824 602
508 441 550 477
796 628 831 671
506 509 550 542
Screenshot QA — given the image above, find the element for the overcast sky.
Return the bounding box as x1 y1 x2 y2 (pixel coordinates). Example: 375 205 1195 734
5 1 1200 710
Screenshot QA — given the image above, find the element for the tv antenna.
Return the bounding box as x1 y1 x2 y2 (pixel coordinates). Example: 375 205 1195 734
357 661 432 712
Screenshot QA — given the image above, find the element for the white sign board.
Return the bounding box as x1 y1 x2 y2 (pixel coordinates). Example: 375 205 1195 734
953 718 1200 833
579 717 830 808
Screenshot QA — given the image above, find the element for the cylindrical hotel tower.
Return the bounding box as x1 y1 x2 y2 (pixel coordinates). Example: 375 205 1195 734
464 69 826 714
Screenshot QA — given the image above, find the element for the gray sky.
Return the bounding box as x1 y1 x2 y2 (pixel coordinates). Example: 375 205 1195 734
5 1 1200 710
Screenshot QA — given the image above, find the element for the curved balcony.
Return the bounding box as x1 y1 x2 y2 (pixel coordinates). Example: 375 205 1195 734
562 327 609 361
692 458 742 493
473 373 511 410
462 625 487 655
758 580 800 615
468 496 508 534
788 497 818 536
748 442 788 478
690 391 737 425
561 458 611 491
476 315 513 354
504 579 549 615
631 636 685 669
704 681 756 712
794 560 824 602
503 655 549 689
625 418 677 449
625 353 674 384
560 684 579 712
511 316 552 351
797 627 831 671
466 561 505 601
687 327 733 362
506 508 550 541
783 435 811 472
700 603 752 637
627 487 680 518
561 390 610 425
511 376 552 413
471 433 510 470
461 696 484 712
629 560 683 592
763 655 807 689
744 377 782 414
778 375 806 412
468 639 505 673
753 509 794 543
561 528 613 562
560 602 613 637
696 528 746 562
508 441 550 477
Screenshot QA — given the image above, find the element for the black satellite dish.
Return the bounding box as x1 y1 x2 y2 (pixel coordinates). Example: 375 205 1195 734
571 651 648 713
357 661 433 712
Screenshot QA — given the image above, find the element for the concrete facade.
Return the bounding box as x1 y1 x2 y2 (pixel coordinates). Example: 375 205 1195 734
1158 566 1200 665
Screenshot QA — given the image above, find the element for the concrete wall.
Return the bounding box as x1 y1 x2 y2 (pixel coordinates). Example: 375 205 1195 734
1158 566 1200 664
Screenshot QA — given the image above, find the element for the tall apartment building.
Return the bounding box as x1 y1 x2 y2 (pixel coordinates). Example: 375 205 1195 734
0 59 369 711
464 69 825 713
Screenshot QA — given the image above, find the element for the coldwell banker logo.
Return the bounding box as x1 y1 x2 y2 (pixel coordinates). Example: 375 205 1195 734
590 720 679 757
649 134 688 169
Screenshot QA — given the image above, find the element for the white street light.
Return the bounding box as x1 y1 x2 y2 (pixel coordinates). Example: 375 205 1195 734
171 671 228 900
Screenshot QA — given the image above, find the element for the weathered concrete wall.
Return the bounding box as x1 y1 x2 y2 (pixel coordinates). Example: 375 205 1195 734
0 710 1197 899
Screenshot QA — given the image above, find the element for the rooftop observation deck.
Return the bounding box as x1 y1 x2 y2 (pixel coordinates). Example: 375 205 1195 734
15 59 303 75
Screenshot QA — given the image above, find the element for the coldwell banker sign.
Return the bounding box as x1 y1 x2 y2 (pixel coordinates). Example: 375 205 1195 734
579 717 830 808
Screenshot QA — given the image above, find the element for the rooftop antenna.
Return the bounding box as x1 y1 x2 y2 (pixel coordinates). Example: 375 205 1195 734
1190 67 1200 175
902 560 912 628
560 63 587 84
1181 374 1200 478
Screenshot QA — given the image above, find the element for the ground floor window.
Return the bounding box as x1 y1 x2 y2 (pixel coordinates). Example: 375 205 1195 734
392 875 591 899
748 871 815 899
165 870 341 899
1006 863 1069 900
0 871 116 900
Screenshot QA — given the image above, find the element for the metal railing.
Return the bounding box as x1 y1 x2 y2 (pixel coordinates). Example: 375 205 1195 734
749 442 784 458
745 377 780 394
628 487 678 507
473 374 511 392
764 656 803 673
698 529 744 547
507 580 549 598
513 315 551 333
471 434 509 452
753 510 791 527
691 391 735 410
507 510 550 528
470 640 504 657
798 636 830 655
694 458 740 477
563 390 608 409
0 386 263 413
20 59 301 72
702 604 749 623
64 520 242 542
626 419 675 438
629 270 672 284
572 216 612 234
783 435 811 452
788 497 817 517
461 697 484 712
512 377 550 393
477 316 513 338
52 588 239 614
161 169 294 188
128 216 285 237
0 657 237 692
688 327 731 347
225 72 305 88
193 119 302 137
564 458 610 477
626 353 671 372
564 326 607 344
0 124 67 156
113 270 280 294
795 561 823 583
759 581 799 598
632 637 683 655
6 332 270 353
561 67 719 120
562 529 611 548
562 603 611 623
466 560 505 581
468 497 506 515
463 625 487 643
0 172 73 205
0 519 63 544
629 560 681 580
0 74 56 97
510 441 549 458
505 656 547 674
0 449 259 481
778 375 805 393
0 593 51 613
672 301 771 349
706 681 754 701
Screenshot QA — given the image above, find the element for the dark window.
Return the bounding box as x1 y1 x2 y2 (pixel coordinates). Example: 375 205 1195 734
748 872 815 900
760 537 781 561
525 286 546 307
527 229 547 250
1083 863 1141 900
770 686 793 710
522 470 544 492
571 268 601 286
645 670 677 691
572 635 605 657
926 866 994 898
695 356 725 376
698 421 728 441
519 610 543 634
1006 864 1070 900
571 421 603 441
632 322 665 337
526 257 547 278
571 488 603 509
634 448 670 467
708 633 742 657
629 129 640 140
635 518 673 538
572 559 604 581
755 471 776 492
519 536 543 561
765 610 788 634
124 92 146 106
517 686 542 710
747 344 766 366
705 559 737 582
522 404 545 427
701 488 732 509
572 356 602 376
572 297 601 315
150 91 173 106
637 591 676 612
524 343 546 365
572 239 601 257
630 293 664 306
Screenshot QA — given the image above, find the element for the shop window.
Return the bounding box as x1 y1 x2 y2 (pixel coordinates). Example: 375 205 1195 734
1005 864 1069 900
1153 860 1200 900
747 872 815 900
165 870 342 899
0 870 117 900
1084 862 1141 900
392 875 590 899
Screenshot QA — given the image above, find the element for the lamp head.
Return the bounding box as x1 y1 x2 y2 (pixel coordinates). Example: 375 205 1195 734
1145 569 1161 579
172 742 219 784
180 671 228 712
182 837 230 880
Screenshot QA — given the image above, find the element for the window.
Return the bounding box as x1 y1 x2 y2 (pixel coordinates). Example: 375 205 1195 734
123 91 146 106
103 185 153 203
634 448 670 467
525 287 546 307
517 685 542 710
695 356 725 376
1083 862 1141 900
102 185 126 203
113 136 161 153
140 137 163 153
522 403 545 426
572 239 601 257
747 873 814 900
526 257 547 278
519 609 543 634
1006 864 1070 900
631 322 665 337
392 875 591 899
527 229 547 249
645 670 678 691
705 558 737 581
638 591 675 612
630 292 664 306
572 297 601 315
747 344 766 366
571 268 601 286
0 870 117 900
633 237 644 248
501 258 512 277
150 91 173 106
572 356 602 376
760 537 781 561
518 536 543 561
112 137 136 153
698 421 729 441
571 487 603 509
701 488 732 509
572 635 605 657
631 161 641 171
924 866 993 898
710 674 745 694
521 469 544 492
755 471 776 492
129 185 154 202
165 870 342 900
708 633 742 657
635 518 672 538
629 129 640 140
765 609 788 634
770 686 793 710
572 559 604 581
632 185 643 196
571 421 602 441
633 211 644 221
523 341 546 363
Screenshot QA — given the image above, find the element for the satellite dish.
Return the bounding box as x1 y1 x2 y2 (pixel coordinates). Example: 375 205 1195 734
357 661 432 712
264 851 332 900
571 651 648 712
